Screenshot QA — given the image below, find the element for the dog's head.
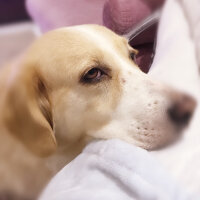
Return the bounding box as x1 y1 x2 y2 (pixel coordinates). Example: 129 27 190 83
1 25 196 156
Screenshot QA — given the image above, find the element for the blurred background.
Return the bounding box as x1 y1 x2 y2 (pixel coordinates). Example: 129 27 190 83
0 0 36 66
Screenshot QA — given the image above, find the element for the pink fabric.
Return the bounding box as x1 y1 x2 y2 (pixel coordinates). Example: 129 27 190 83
26 0 163 34
103 0 164 35
26 0 106 32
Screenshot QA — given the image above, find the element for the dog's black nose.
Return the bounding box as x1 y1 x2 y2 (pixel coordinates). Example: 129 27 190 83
168 94 196 126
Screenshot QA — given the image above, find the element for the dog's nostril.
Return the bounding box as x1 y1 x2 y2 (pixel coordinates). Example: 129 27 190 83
168 94 197 126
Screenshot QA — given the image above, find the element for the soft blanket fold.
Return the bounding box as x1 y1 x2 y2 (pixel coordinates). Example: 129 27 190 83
150 0 200 195
40 140 197 200
179 0 200 68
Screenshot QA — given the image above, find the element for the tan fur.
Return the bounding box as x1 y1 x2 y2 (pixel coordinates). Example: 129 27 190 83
0 25 193 198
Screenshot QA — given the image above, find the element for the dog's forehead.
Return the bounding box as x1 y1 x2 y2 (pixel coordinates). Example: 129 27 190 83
30 25 130 65
61 25 128 56
72 25 126 46
68 25 133 67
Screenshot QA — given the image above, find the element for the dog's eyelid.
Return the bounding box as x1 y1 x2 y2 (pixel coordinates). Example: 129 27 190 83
80 66 111 84
83 66 111 77
99 66 111 76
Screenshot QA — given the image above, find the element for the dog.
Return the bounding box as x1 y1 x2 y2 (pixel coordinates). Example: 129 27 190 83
0 25 196 199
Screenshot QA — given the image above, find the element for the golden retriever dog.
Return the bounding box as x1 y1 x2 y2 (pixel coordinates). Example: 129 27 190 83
0 25 196 199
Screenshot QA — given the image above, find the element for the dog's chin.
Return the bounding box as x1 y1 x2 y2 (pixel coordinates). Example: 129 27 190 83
150 135 181 151
156 117 194 150
149 126 187 151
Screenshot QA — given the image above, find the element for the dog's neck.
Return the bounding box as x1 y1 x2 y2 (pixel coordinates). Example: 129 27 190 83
45 135 93 172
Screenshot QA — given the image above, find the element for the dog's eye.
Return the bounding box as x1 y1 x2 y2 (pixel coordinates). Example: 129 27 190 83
129 52 136 61
85 68 101 79
82 67 105 83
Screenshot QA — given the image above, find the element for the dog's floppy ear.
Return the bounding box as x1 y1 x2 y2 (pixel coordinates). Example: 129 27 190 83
1 63 57 157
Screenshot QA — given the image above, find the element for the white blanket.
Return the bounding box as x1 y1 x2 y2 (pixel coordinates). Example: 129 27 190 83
150 0 200 195
40 140 197 200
